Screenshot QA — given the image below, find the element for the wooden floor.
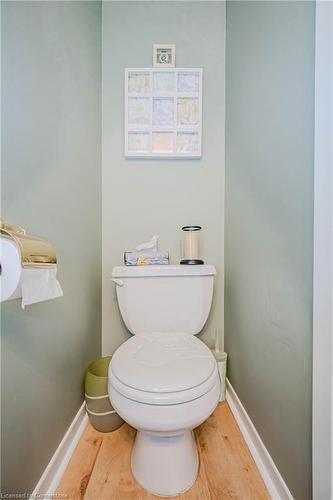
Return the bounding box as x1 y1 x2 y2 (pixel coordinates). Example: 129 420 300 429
57 402 270 500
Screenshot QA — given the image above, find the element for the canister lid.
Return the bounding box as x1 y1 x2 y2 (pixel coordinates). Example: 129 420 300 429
182 225 202 231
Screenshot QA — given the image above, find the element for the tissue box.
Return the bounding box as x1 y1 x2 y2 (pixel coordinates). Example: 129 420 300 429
124 251 169 266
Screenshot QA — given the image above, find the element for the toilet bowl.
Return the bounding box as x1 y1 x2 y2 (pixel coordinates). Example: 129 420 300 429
108 265 220 496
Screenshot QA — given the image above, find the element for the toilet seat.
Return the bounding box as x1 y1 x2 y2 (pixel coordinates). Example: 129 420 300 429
109 332 218 405
110 366 218 405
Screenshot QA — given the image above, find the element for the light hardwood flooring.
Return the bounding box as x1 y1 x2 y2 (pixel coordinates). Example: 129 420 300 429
56 402 270 500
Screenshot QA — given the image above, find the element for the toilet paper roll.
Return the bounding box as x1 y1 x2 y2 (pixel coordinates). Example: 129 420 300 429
0 238 22 301
1 238 63 308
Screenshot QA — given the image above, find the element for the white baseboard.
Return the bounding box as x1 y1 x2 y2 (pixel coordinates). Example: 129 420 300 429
31 401 88 497
226 379 294 500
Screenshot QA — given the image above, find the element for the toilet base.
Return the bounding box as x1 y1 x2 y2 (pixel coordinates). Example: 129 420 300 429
131 429 199 497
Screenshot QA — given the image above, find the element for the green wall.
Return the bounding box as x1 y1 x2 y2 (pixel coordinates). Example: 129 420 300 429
102 1 225 355
1 1 101 493
225 2 315 499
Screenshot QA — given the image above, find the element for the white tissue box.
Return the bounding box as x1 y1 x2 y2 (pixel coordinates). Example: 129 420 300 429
124 251 169 266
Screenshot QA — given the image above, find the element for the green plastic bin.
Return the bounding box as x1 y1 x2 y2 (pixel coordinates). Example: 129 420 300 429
84 356 123 433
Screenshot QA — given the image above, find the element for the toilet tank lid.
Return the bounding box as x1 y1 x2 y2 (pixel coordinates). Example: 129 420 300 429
112 264 216 278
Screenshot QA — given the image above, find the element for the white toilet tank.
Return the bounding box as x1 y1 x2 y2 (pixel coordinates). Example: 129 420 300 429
112 265 216 335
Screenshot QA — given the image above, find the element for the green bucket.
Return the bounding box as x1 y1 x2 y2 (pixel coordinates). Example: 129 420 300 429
84 356 123 433
85 356 112 397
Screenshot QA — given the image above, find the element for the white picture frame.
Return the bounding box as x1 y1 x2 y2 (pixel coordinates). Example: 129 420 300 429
153 44 176 68
125 68 203 159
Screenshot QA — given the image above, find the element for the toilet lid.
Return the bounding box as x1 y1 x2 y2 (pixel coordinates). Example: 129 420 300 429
110 332 216 393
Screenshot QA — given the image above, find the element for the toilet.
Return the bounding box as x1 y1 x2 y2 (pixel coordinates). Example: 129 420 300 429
108 264 220 497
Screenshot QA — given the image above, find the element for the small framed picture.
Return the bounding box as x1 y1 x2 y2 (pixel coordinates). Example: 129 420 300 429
153 44 176 68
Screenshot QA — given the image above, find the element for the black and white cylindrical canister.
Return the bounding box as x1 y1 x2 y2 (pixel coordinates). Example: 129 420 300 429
180 225 204 265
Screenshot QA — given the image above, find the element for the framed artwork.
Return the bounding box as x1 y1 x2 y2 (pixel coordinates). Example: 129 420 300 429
125 68 203 158
153 44 176 68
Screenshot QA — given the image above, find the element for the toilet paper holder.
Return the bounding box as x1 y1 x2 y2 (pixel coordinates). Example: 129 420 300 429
0 220 57 268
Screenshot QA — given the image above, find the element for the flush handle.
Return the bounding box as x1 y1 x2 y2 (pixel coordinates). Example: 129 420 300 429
111 278 124 287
